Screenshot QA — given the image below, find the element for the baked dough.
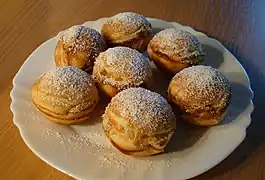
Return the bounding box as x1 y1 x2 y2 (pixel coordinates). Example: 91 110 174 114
168 65 231 126
32 66 99 124
103 87 176 156
101 12 152 52
55 25 106 72
92 47 152 97
148 28 205 74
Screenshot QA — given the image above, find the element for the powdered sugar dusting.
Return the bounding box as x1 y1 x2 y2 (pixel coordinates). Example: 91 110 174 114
93 47 152 90
98 152 126 168
106 87 176 135
41 126 175 170
150 28 205 64
23 103 44 124
60 25 106 55
170 65 231 109
104 12 151 35
41 127 130 168
61 25 82 44
37 66 94 105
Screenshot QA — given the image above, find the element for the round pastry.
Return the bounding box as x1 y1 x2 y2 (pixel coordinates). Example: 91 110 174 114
168 65 231 126
147 28 205 74
55 25 106 72
103 87 176 156
92 47 152 97
32 66 99 124
101 12 152 52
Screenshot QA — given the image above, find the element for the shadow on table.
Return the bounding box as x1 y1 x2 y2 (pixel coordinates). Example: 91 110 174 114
192 47 265 180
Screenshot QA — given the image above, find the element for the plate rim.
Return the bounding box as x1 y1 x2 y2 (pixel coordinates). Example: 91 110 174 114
10 17 254 180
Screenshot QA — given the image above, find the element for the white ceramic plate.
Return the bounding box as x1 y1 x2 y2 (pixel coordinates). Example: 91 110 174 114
10 18 254 180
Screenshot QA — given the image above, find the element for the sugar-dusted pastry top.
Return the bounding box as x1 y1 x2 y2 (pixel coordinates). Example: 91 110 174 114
93 47 152 90
149 28 205 64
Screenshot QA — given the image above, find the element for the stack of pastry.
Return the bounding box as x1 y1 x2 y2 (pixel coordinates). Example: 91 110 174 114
32 11 232 156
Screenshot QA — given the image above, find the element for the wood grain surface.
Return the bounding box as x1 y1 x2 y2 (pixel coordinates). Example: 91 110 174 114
1 0 265 179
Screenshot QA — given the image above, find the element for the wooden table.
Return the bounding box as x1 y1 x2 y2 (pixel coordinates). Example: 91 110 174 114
1 0 265 179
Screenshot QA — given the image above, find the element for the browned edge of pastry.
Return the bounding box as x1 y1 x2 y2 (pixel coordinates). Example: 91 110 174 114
168 90 231 126
104 31 152 52
32 101 95 125
102 123 170 156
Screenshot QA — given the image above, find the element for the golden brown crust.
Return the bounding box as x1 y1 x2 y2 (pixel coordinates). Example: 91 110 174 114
95 81 151 98
31 67 99 125
101 12 152 52
55 40 93 72
92 47 152 97
148 28 205 74
103 109 175 156
55 25 106 72
33 101 95 125
96 83 120 98
102 88 176 156
103 124 166 156
103 29 152 52
168 65 231 126
147 44 190 74
180 109 228 126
